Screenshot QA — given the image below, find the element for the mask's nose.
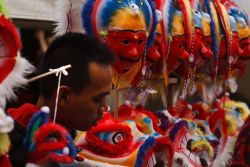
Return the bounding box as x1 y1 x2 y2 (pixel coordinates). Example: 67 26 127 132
147 46 161 62
126 47 140 60
201 44 213 58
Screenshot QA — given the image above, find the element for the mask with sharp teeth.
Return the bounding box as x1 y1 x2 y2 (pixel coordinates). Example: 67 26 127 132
75 112 174 167
168 120 204 167
81 0 156 89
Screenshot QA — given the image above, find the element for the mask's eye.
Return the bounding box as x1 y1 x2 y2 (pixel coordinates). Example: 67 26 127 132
235 107 242 114
138 40 144 45
194 10 201 15
178 44 183 48
121 40 129 45
47 131 62 142
97 131 125 144
112 132 124 144
197 125 206 134
192 110 198 118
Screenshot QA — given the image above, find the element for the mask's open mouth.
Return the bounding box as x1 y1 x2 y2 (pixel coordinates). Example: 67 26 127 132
192 139 214 167
170 121 202 166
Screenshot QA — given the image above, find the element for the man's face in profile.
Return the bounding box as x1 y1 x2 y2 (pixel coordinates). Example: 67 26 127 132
61 63 113 131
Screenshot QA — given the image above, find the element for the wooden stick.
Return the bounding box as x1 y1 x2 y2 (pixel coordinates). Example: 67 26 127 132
28 64 72 83
114 89 119 119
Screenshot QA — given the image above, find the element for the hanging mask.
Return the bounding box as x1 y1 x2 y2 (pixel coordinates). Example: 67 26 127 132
158 0 192 74
81 0 156 89
224 1 250 59
0 14 33 108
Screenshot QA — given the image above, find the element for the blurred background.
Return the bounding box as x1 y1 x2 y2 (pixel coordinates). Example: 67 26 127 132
5 0 250 108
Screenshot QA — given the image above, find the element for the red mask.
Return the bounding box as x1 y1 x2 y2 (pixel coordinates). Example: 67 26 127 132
194 28 213 66
167 36 190 73
232 32 243 59
0 16 21 83
106 30 146 73
146 33 162 67
239 37 250 59
176 29 214 78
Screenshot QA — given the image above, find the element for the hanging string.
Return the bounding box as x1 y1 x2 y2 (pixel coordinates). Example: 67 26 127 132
49 65 71 123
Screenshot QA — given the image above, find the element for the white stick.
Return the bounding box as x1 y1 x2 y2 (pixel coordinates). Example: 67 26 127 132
28 64 72 83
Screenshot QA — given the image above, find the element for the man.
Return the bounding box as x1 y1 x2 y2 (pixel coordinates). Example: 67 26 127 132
8 32 114 166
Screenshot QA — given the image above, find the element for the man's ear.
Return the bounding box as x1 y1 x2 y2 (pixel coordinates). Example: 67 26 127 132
58 85 71 108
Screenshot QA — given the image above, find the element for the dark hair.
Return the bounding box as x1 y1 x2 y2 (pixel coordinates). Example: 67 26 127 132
39 32 114 99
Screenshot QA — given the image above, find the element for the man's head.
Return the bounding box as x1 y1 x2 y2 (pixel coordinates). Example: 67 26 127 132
38 33 114 131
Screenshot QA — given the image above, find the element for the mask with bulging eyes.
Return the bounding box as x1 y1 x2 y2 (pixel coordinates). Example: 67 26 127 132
75 112 174 167
23 107 77 165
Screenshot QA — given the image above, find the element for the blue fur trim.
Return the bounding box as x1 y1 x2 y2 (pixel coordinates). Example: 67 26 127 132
135 136 156 167
204 0 218 60
66 135 77 158
230 7 249 25
99 1 122 28
139 0 153 29
23 110 49 149
81 0 95 36
146 0 157 49
166 0 174 34
169 120 188 142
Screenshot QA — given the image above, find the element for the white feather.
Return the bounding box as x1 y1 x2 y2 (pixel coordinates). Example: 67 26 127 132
54 0 85 36
0 54 34 109
212 136 236 167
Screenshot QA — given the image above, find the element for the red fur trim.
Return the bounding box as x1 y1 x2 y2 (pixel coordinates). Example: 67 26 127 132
50 153 74 164
154 137 174 166
34 123 69 151
117 104 134 121
208 108 228 147
82 123 139 157
192 103 208 120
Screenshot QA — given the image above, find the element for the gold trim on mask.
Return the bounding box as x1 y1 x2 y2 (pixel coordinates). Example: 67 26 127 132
171 13 185 35
110 7 146 31
202 17 211 36
112 59 142 89
236 22 250 39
